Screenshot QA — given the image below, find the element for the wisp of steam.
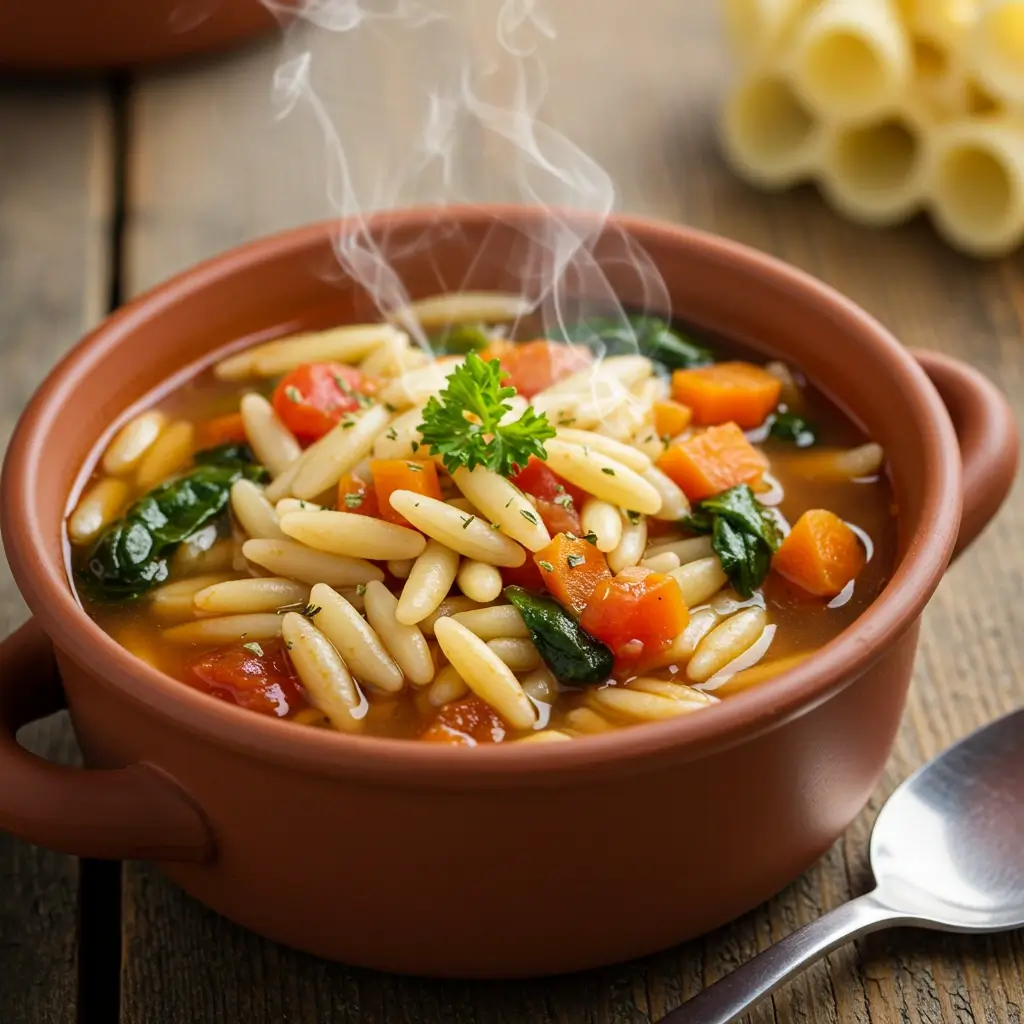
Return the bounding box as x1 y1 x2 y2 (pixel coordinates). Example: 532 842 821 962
259 0 672 360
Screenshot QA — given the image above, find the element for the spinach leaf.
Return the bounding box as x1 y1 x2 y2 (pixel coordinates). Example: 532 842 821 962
429 323 491 356
193 442 264 469
557 314 714 370
78 454 266 603
683 484 782 598
769 412 817 448
504 586 613 686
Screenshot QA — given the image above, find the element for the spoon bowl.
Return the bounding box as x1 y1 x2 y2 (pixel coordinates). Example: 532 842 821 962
663 707 1024 1024
871 708 1024 932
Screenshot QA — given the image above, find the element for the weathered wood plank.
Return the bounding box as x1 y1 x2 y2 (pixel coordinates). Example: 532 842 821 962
0 83 113 1024
121 2 1023 1022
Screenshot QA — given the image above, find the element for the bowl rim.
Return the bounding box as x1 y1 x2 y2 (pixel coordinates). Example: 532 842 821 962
1 205 961 786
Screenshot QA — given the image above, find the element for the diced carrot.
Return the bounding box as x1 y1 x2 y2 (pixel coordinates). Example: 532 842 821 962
337 472 379 517
421 695 508 745
653 400 693 439
370 459 442 526
657 422 768 502
671 361 782 429
772 509 866 598
198 412 248 449
533 533 612 616
579 566 690 671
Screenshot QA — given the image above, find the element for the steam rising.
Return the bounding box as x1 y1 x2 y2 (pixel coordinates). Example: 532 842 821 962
259 0 670 352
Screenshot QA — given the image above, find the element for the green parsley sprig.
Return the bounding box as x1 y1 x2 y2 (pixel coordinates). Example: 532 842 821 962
417 353 555 478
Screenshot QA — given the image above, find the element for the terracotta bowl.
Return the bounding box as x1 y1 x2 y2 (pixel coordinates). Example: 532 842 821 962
0 0 283 71
0 207 1017 978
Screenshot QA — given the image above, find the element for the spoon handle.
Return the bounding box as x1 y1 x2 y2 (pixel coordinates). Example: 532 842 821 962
657 892 904 1024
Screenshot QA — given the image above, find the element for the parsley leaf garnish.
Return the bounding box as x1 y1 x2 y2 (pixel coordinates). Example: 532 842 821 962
417 353 555 478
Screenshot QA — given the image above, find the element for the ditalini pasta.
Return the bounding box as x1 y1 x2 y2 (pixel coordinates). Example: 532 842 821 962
67 297 895 745
719 0 1024 256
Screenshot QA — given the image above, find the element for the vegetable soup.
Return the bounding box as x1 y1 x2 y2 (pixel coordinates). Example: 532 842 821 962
67 294 897 745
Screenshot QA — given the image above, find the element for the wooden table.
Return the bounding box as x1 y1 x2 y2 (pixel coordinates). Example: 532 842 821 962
1 3 1022 1021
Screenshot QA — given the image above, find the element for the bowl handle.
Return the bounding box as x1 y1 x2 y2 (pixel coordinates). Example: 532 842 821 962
0 618 213 862
912 349 1019 559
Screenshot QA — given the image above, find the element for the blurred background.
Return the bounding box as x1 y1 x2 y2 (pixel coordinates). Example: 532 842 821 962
0 2 1021 1022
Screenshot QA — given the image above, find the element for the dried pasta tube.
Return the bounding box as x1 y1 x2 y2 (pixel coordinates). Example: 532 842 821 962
820 103 931 226
789 0 912 121
486 637 542 672
929 119 1024 257
553 428 652 472
433 617 537 731
240 393 302 477
969 1 1024 104
723 0 818 63
242 538 384 587
280 612 367 732
670 557 729 607
719 71 823 190
542 440 662 515
193 577 310 615
451 605 529 640
396 539 461 625
68 478 130 546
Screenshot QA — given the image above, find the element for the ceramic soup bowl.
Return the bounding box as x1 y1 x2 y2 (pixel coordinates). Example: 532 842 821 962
0 207 1017 978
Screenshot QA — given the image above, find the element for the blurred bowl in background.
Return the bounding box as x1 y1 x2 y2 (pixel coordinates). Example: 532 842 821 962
0 0 289 72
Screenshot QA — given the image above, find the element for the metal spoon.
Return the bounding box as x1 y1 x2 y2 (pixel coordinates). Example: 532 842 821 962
659 707 1024 1024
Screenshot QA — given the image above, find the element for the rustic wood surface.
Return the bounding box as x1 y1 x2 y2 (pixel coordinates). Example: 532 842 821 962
0 82 113 1023
1 2 1022 1021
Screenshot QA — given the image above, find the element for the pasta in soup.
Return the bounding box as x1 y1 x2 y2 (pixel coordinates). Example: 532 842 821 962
67 295 896 745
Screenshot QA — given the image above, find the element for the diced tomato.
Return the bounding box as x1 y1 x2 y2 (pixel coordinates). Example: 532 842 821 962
272 363 375 442
337 472 379 517
500 559 548 593
420 695 508 745
513 456 587 536
580 567 690 672
187 639 308 718
494 339 593 398
198 412 248 449
533 533 612 616
370 459 443 526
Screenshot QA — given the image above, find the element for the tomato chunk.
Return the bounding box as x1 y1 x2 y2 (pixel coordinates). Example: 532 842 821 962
337 472 379 517
772 509 866 597
580 567 690 670
495 339 592 398
188 639 307 718
671 361 781 429
421 695 508 745
272 363 374 442
657 422 768 501
370 459 443 526
533 533 612 616
512 456 585 534
500 559 548 593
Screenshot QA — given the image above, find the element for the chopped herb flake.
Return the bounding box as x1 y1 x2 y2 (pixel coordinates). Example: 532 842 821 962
566 553 585 568
406 461 423 472
386 427 398 441
538 560 555 572
242 641 264 656
302 603 322 619
461 515 475 530
343 492 364 509
285 385 303 403
601 467 616 476
355 584 367 596
520 508 539 525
